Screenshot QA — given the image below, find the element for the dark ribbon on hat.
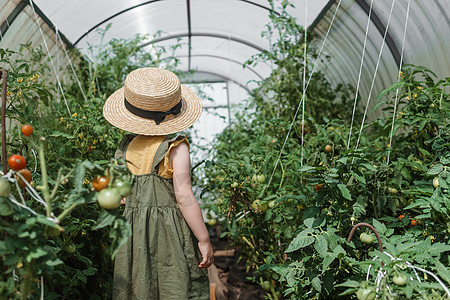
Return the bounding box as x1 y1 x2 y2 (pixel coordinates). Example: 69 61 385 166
124 98 182 125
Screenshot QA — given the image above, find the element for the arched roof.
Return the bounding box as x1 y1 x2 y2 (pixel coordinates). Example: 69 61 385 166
1 0 449 102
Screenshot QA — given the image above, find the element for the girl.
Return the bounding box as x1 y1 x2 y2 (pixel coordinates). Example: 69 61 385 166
103 67 213 299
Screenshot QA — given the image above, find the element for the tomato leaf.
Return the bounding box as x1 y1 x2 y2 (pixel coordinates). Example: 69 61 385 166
427 163 443 175
285 229 314 253
436 261 450 285
311 276 322 292
337 184 352 200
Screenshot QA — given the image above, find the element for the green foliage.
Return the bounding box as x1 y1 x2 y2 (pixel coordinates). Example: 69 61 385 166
0 26 182 299
199 3 450 300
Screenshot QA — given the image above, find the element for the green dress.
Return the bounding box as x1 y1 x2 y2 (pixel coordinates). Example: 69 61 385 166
112 134 209 300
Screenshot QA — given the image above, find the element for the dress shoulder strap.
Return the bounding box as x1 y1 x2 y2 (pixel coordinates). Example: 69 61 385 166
115 134 137 166
150 135 185 173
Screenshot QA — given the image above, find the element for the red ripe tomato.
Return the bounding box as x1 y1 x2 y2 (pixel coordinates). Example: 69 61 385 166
315 183 323 191
16 169 32 188
8 154 26 171
398 214 405 221
410 219 418 226
92 176 110 191
21 124 34 137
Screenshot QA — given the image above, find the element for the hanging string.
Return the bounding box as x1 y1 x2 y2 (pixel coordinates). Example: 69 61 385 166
354 0 397 151
347 0 374 149
55 27 60 102
265 0 343 192
28 0 71 116
300 0 308 168
56 29 88 103
386 0 411 165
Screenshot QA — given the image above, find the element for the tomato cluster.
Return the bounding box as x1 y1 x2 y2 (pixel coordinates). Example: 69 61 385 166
92 175 132 210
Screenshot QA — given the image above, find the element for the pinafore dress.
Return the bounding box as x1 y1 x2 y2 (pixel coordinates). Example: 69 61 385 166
112 134 209 300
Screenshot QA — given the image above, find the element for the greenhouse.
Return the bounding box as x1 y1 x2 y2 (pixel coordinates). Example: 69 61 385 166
0 0 449 299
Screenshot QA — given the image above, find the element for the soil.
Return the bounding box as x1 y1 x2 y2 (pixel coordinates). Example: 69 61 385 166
209 225 266 300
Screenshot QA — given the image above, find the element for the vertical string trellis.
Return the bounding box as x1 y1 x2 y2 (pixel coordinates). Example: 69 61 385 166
55 29 88 104
264 0 343 193
28 0 71 116
386 0 411 165
353 0 397 151
347 0 375 150
300 0 308 168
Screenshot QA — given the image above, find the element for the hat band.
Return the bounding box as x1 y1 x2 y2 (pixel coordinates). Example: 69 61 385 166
124 98 182 125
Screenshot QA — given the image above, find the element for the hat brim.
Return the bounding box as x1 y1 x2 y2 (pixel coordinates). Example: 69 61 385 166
103 84 202 135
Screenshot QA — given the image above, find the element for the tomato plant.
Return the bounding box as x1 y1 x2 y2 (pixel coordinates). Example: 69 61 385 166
8 154 26 170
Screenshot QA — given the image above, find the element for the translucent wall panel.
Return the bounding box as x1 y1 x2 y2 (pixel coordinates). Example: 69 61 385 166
33 0 181 45
190 0 272 52
0 5 72 84
75 0 188 54
311 0 450 122
190 55 261 91
286 0 330 27
311 0 401 121
397 0 450 78
0 0 17 38
190 36 272 79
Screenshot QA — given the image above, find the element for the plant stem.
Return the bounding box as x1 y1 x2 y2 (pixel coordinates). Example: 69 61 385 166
38 138 52 218
20 263 33 300
278 160 285 189
57 203 79 222
50 168 74 200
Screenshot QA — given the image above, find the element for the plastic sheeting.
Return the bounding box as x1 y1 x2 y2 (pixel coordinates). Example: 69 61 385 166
1 0 449 110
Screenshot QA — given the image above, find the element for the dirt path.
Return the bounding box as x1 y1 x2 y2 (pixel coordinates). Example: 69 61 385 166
208 226 266 300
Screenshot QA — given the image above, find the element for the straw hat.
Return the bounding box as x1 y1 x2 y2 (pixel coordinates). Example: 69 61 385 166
103 67 202 135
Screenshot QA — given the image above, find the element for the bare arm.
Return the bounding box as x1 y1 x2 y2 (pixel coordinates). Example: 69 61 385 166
170 142 213 268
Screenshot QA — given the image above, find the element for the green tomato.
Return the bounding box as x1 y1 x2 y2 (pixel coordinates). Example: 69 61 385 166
256 174 266 184
231 181 239 188
46 227 61 239
392 274 407 286
0 178 11 197
97 188 121 210
261 280 271 292
252 200 268 213
208 218 217 226
114 180 132 197
360 233 374 244
433 177 439 188
268 200 277 208
65 243 76 254
356 288 376 300
388 187 398 194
